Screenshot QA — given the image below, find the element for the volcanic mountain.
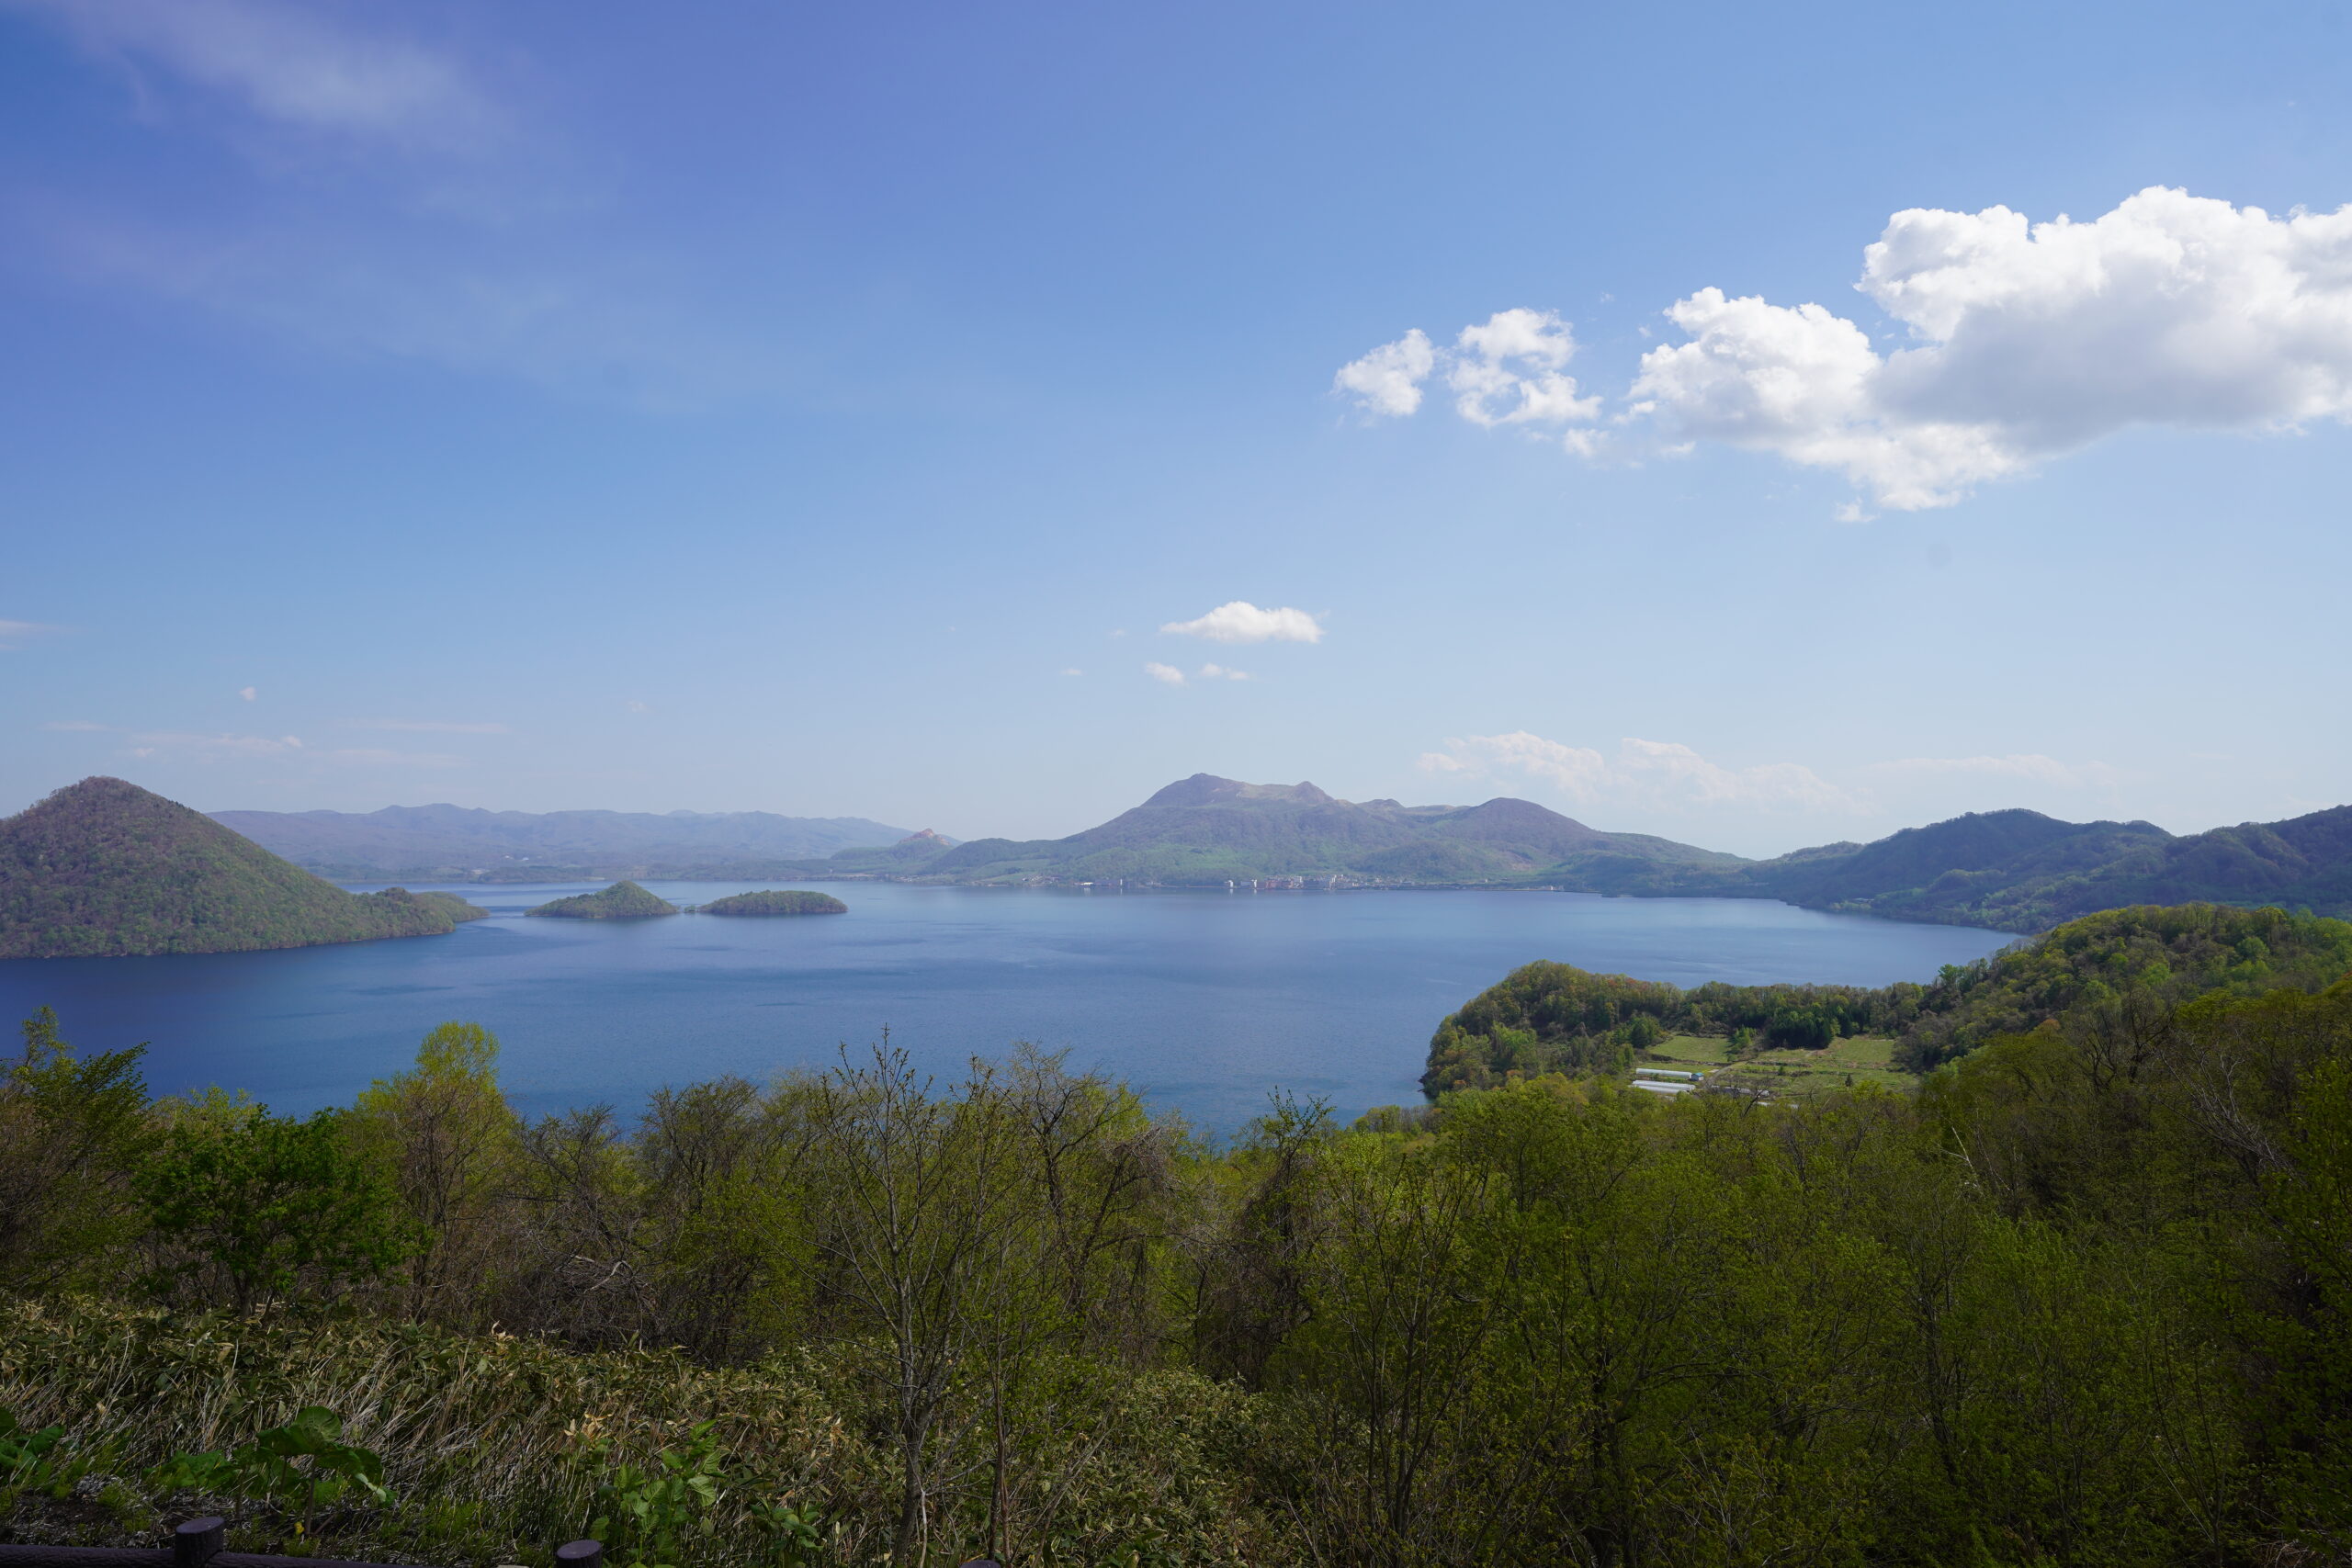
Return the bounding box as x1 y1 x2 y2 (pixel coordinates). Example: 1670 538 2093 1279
1 777 487 959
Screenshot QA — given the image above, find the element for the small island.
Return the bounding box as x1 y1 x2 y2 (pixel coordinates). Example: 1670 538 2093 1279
524 880 679 919
700 888 848 917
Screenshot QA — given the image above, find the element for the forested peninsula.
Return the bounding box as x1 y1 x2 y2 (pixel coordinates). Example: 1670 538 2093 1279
0 778 486 959
1425 901 2352 1093
6 897 2352 1563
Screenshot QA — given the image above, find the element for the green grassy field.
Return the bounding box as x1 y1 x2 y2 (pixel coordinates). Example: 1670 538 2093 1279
1637 1033 1914 1099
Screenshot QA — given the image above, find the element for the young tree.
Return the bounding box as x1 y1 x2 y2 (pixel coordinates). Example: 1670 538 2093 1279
0 1008 153 1292
351 1021 522 1323
804 1046 1043 1565
139 1103 418 1315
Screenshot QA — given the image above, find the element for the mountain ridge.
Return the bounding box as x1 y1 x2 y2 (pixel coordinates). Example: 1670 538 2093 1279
764 776 2352 934
211 802 930 880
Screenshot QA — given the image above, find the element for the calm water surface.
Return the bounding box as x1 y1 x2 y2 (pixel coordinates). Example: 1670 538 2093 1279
0 883 2014 1133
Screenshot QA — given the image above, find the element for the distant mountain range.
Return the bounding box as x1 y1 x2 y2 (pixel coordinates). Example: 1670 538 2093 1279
774 774 2352 934
198 773 2352 935
210 803 931 881
3 778 487 958
876 774 1742 886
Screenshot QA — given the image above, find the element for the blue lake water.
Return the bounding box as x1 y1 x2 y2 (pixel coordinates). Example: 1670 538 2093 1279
0 883 2014 1134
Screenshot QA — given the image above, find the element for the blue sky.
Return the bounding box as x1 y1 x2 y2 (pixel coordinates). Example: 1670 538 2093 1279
4 0 2349 857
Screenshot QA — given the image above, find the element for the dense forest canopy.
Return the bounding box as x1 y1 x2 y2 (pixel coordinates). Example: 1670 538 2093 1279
5 897 2352 1564
0 778 487 959
523 881 679 919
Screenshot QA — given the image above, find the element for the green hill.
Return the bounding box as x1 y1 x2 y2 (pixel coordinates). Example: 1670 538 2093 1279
524 880 679 919
1693 807 2352 931
0 777 489 959
700 888 847 916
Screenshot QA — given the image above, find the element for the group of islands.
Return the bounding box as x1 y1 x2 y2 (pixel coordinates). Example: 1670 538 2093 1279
1 771 2347 958
526 882 845 920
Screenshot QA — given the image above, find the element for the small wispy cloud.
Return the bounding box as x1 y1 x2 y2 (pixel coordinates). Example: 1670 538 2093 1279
623 700 650 714
1197 663 1252 681
1159 602 1325 645
1420 731 1863 812
6 0 503 153
1143 662 1188 687
127 730 304 761
0 619 60 649
324 748 466 769
238 686 256 701
1868 753 2118 788
343 718 509 734
1060 668 1083 677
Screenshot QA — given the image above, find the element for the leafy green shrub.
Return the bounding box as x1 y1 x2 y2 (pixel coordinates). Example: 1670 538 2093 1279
149 1405 390 1529
585 1422 724 1568
0 1408 63 1492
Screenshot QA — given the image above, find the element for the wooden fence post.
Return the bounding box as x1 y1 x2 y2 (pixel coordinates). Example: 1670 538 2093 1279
172 1517 224 1567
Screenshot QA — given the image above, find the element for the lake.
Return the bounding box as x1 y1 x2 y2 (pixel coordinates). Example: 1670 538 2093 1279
0 882 2015 1134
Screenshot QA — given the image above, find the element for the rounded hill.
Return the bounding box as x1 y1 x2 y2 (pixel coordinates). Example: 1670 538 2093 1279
0 777 488 958
524 880 679 919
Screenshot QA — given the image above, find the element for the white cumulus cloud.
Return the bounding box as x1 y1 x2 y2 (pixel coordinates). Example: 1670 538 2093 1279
1332 329 1435 417
1345 188 2352 511
1448 309 1603 427
1631 186 2352 509
1336 311 1599 439
1143 662 1188 686
1159 602 1325 645
1419 731 1862 812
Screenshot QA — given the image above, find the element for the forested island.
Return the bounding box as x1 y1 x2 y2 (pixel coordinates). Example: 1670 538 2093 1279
3 897 2349 1564
523 881 679 919
698 889 846 917
0 778 487 959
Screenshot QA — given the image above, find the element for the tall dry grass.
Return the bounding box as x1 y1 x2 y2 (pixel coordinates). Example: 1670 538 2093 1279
0 1298 1283 1567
